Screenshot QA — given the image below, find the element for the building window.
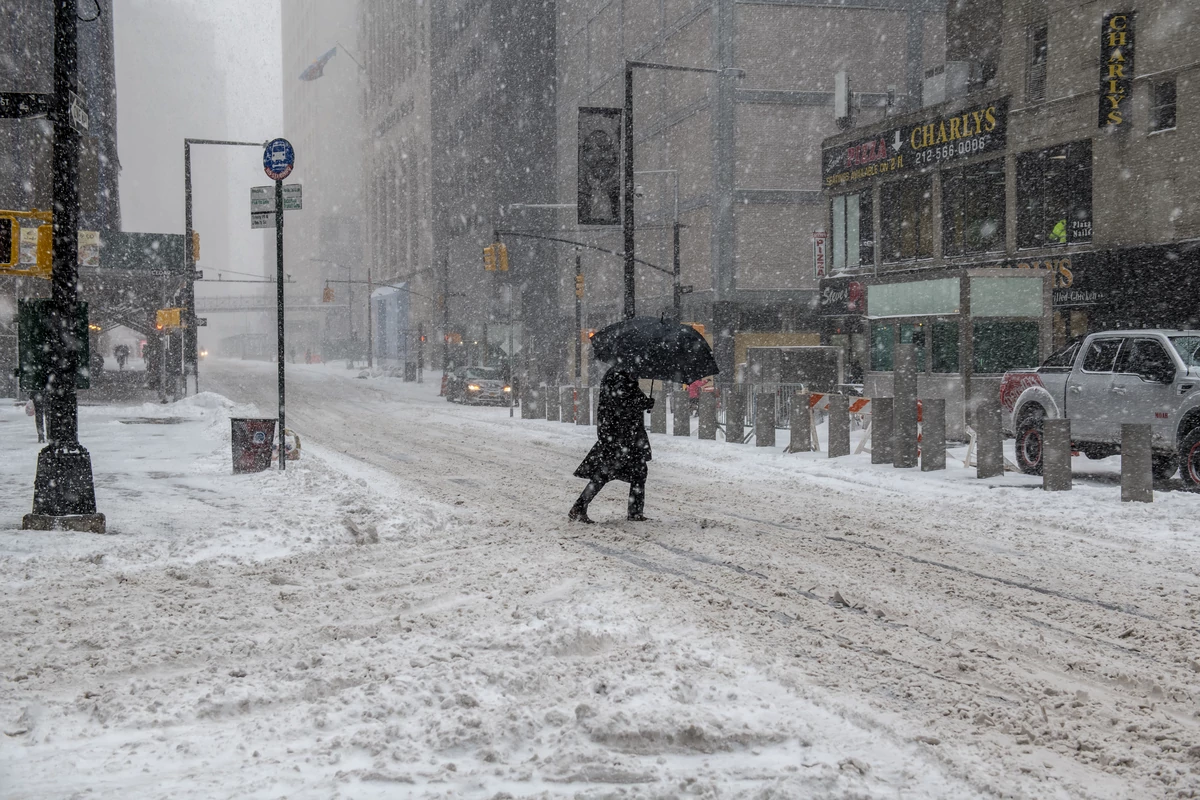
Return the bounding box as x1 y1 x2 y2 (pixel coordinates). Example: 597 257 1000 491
1016 140 1092 248
1026 22 1048 102
1152 80 1177 132
973 320 1040 374
830 192 874 271
931 320 960 373
880 175 934 262
942 159 1006 256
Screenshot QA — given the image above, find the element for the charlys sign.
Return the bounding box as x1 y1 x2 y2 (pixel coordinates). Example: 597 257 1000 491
822 98 1009 188
1099 12 1135 129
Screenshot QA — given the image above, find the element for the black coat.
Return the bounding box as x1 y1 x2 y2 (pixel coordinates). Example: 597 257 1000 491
574 369 654 483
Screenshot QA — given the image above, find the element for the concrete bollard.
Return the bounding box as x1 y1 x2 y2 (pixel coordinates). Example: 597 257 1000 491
520 386 535 419
828 394 851 458
1121 424 1153 503
871 397 893 464
755 392 776 447
534 386 546 419
674 388 691 436
920 398 946 471
790 391 812 453
561 387 575 424
576 387 592 426
975 401 1004 479
698 392 717 440
1042 418 1072 491
725 387 745 444
893 343 919 468
649 386 667 434
544 386 559 421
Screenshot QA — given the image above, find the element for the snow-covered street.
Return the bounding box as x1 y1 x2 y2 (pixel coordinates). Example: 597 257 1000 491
3 359 1200 799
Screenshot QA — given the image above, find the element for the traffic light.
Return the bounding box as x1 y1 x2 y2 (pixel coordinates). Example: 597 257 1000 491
156 307 182 330
483 244 496 271
0 210 53 279
191 231 200 262
497 243 509 272
575 274 585 298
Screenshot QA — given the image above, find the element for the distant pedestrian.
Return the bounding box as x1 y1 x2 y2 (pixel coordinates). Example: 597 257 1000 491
305 348 312 364
290 346 296 363
687 379 704 416
114 344 129 370
29 390 48 443
569 367 655 523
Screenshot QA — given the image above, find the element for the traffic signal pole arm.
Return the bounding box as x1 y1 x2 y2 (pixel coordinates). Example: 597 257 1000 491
492 228 672 276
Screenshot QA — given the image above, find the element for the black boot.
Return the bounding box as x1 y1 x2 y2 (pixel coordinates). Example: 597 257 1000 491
568 502 595 524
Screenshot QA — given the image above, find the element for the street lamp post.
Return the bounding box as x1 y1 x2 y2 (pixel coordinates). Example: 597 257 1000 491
184 137 266 394
624 61 737 320
634 169 681 323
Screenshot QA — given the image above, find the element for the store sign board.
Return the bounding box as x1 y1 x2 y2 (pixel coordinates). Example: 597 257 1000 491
1099 12 1135 129
822 98 1009 189
812 230 827 278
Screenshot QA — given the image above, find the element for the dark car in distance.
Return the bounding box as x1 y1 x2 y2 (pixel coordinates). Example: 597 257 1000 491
445 366 512 406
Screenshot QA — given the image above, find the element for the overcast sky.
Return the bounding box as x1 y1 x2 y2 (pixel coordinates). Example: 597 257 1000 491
114 0 281 289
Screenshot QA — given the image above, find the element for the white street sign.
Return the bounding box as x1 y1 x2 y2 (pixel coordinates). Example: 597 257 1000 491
251 211 274 230
250 184 302 213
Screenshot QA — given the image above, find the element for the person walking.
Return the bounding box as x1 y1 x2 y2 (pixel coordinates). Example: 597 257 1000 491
29 390 48 443
686 378 704 416
569 366 655 523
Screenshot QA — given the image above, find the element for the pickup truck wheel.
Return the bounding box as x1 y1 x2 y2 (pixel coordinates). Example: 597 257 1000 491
1180 428 1200 491
1152 455 1178 480
1016 410 1045 475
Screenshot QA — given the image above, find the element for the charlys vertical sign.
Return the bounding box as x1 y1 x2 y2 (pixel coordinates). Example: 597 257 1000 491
1099 12 1135 129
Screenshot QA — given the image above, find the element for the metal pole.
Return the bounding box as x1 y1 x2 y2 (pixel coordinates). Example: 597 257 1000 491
672 221 681 324
275 179 286 472
574 250 582 395
367 268 373 370
28 0 101 528
184 140 196 394
622 61 635 320
346 263 354 360
508 277 515 418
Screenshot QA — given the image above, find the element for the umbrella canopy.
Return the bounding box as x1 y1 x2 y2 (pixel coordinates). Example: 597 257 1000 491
590 317 719 384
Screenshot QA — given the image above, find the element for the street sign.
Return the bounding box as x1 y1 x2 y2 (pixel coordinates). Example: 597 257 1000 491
263 137 294 181
251 211 273 230
250 184 302 212
812 230 828 278
195 317 208 327
68 90 88 132
150 268 171 277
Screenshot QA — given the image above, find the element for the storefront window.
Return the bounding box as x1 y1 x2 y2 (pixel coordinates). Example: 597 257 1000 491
899 323 926 371
870 322 893 371
972 320 1040 373
867 277 959 317
1017 140 1092 248
942 159 1006 255
880 174 933 262
931 321 959 372
970 277 1042 317
831 192 874 271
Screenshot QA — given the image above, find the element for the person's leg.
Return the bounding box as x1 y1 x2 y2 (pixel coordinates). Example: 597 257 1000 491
33 392 45 443
627 478 646 520
569 478 605 522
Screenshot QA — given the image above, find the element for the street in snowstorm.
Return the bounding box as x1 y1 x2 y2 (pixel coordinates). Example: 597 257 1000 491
4 0 1200 798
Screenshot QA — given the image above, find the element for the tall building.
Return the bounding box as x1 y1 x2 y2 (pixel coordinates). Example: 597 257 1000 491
431 0 557 381
820 0 1200 435
554 0 945 381
360 0 434 373
281 1 366 359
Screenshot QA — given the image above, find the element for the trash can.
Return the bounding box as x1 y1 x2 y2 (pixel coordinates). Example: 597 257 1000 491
231 418 277 474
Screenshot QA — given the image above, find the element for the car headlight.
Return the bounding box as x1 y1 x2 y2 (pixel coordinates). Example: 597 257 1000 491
467 384 481 391
503 386 512 392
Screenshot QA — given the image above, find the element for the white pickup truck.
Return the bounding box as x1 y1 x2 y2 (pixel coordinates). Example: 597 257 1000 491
999 330 1200 489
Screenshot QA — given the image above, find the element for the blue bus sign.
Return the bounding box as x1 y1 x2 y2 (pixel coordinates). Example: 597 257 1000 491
263 138 295 181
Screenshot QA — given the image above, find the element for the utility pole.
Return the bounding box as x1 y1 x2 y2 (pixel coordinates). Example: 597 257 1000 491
574 248 583 402
367 268 373 370
25 0 104 532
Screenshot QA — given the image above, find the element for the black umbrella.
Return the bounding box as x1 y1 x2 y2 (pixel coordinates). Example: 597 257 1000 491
591 316 719 384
